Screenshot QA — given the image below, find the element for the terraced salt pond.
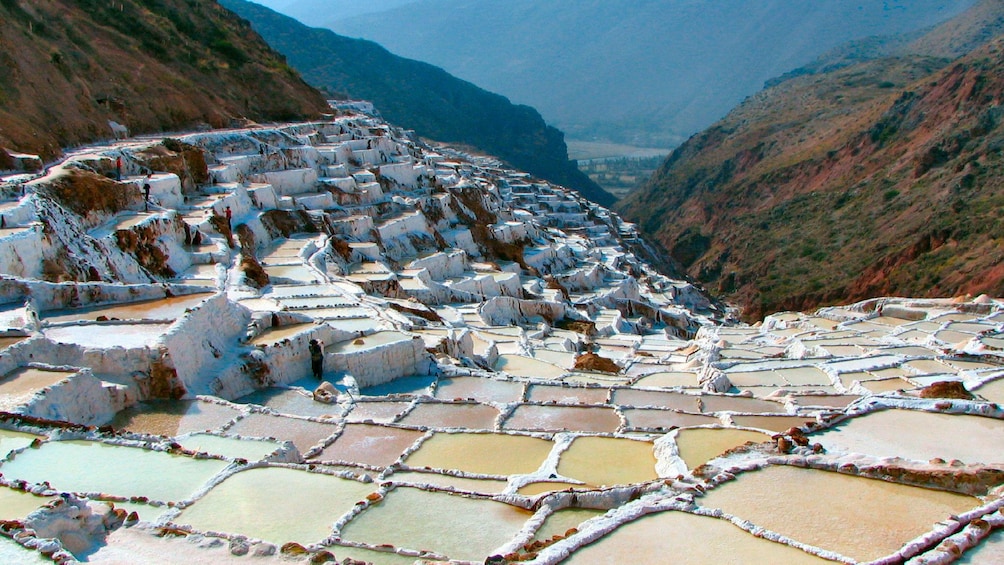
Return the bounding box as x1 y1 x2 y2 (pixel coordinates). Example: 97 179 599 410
0 367 75 410
812 408 1004 465
109 400 241 436
0 440 229 502
567 510 832 564
674 428 770 469
42 323 173 348
340 487 532 561
557 436 658 487
495 354 566 379
175 467 373 545
404 432 553 476
698 465 981 562
42 293 213 323
0 486 52 520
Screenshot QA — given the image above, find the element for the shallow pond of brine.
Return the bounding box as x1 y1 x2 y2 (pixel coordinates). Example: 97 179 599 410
340 486 532 561
566 510 831 564
0 440 228 502
674 428 770 470
403 432 553 476
174 466 373 545
556 436 657 487
812 408 1004 465
698 465 980 562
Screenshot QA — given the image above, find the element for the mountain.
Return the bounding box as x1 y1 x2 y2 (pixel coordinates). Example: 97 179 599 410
0 0 328 161
314 0 976 149
221 0 615 206
767 0 1004 86
251 0 417 21
617 14 1004 320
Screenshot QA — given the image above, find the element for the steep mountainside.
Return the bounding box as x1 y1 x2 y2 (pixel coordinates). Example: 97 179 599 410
618 38 1004 321
222 0 614 206
768 0 1004 86
0 0 328 161
318 0 975 148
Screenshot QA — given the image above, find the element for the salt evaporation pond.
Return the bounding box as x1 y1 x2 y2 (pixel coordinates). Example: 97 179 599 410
527 384 609 405
109 400 240 436
346 400 411 423
0 536 49 565
698 465 980 562
0 440 229 502
557 436 657 487
328 331 412 353
248 322 315 346
398 402 499 429
359 375 435 396
503 404 620 433
633 371 700 388
175 467 373 545
958 529 1004 564
971 376 1004 404
233 387 341 418
43 323 172 348
494 354 566 379
621 408 718 430
532 508 604 541
43 293 212 323
404 432 553 475
224 412 337 454
313 423 424 467
0 486 52 520
7 115 1004 563
387 470 509 494
813 408 1004 465
674 428 770 469
0 367 74 409
434 376 524 404
340 486 532 561
176 433 281 461
0 428 39 457
567 510 831 564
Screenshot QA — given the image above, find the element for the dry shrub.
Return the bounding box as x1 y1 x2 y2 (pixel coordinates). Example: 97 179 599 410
555 318 596 336
114 222 176 278
573 352 620 373
240 251 269 289
388 301 443 323
918 381 975 400
235 223 256 251
136 139 209 191
208 214 234 248
329 235 352 260
261 209 319 238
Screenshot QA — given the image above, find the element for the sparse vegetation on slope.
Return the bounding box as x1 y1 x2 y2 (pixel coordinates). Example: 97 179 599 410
619 38 1004 320
0 0 328 160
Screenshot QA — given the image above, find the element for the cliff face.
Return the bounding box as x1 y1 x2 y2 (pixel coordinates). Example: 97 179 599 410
618 39 1004 320
0 0 329 160
219 0 615 207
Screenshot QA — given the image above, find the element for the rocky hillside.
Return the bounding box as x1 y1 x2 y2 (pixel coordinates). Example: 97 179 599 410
618 34 1004 320
0 0 328 161
220 0 615 207
768 0 1004 86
